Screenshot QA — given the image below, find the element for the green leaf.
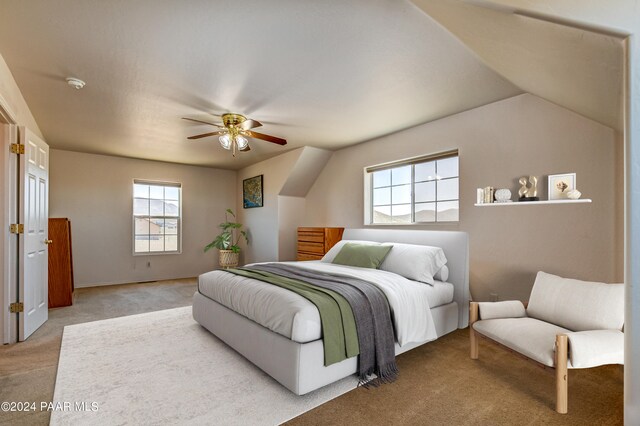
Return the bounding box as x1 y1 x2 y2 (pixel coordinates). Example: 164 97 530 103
204 208 249 251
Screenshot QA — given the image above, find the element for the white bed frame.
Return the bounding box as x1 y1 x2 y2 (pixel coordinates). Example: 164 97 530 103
192 229 469 395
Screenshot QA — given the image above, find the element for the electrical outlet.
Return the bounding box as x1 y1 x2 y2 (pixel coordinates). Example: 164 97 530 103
490 293 498 302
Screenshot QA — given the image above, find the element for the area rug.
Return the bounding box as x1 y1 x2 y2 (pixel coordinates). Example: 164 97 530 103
51 307 357 425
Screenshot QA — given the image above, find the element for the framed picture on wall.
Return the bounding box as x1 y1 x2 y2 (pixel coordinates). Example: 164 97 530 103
548 173 576 200
243 175 264 208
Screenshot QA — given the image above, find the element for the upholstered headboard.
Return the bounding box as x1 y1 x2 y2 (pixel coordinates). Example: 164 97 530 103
342 228 470 328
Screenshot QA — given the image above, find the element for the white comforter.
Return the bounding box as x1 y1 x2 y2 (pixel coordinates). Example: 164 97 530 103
197 261 438 347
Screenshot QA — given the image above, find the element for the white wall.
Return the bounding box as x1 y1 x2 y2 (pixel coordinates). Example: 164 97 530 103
49 149 236 287
626 34 640 425
304 94 623 301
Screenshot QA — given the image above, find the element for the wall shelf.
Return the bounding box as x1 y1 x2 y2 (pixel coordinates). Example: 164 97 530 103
475 199 592 207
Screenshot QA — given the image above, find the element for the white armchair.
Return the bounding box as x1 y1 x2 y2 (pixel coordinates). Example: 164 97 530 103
470 271 624 414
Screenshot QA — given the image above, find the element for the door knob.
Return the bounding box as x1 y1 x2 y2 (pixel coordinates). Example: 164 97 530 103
44 239 53 245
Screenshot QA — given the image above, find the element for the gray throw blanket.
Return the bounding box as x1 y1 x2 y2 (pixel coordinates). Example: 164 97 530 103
247 263 398 385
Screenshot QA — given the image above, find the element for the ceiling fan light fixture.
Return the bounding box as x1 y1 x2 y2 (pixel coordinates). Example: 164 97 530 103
235 135 248 150
185 112 286 155
219 134 232 150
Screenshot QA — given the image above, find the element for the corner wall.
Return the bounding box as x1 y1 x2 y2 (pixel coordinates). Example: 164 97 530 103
236 146 332 264
0 54 42 137
236 149 304 264
304 94 623 301
49 149 236 287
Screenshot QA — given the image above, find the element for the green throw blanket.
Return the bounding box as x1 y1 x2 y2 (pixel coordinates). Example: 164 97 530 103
226 267 359 366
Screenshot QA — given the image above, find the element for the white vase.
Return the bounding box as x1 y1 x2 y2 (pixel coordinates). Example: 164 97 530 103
495 188 512 203
567 189 582 200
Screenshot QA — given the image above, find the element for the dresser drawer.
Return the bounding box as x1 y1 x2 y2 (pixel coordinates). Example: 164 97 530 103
297 252 324 261
297 231 325 243
297 241 325 255
296 227 343 260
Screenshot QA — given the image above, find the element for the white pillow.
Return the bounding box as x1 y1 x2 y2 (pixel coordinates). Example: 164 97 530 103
379 243 447 285
434 265 449 282
478 301 527 320
320 240 382 263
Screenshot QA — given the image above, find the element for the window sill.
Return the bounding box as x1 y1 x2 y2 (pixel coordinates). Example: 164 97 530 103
364 222 459 227
133 250 182 256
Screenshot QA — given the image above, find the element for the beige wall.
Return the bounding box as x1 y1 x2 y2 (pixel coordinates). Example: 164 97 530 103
49 149 236 287
236 147 333 264
304 94 623 301
236 149 303 264
278 196 306 261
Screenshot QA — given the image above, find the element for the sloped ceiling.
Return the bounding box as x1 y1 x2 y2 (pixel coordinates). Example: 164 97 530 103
412 0 625 131
0 0 521 169
279 147 333 197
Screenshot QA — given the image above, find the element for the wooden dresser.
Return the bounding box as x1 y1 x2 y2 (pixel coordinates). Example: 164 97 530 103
297 227 344 261
48 218 75 308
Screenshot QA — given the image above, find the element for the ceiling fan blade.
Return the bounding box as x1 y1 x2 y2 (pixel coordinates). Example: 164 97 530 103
245 131 287 146
187 131 225 140
238 119 262 130
240 145 251 152
182 117 224 128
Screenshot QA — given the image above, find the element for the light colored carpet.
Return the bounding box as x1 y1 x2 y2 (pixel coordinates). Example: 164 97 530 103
51 307 357 425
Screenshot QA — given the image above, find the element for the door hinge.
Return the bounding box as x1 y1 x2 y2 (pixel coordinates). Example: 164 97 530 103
9 302 23 313
9 224 24 234
9 143 24 155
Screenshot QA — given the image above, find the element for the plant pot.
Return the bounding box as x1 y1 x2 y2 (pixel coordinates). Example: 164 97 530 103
219 249 240 269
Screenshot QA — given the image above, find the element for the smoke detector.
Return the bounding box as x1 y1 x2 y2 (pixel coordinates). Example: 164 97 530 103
66 77 86 90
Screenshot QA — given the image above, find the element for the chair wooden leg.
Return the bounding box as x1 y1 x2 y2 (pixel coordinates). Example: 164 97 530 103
470 302 479 359
555 334 568 414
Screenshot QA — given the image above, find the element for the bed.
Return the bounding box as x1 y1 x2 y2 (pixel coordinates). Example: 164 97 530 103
192 228 469 395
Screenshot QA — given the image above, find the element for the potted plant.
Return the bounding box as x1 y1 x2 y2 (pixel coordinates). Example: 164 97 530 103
204 209 249 268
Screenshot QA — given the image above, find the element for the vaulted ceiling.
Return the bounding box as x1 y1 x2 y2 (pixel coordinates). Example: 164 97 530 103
0 1 624 169
412 0 625 131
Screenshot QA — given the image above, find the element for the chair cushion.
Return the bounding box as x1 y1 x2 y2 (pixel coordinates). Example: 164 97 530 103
473 318 572 367
478 301 526 320
565 330 624 368
527 271 624 332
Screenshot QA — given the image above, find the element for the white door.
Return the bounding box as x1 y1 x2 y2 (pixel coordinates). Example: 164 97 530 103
19 127 49 340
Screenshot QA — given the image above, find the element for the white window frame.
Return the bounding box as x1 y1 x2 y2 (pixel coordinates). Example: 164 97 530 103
364 150 459 225
132 179 182 255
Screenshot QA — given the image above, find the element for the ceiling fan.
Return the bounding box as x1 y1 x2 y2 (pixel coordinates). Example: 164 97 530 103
182 113 287 156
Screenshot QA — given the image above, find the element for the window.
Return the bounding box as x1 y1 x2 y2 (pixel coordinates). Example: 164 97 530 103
365 151 459 224
133 180 181 254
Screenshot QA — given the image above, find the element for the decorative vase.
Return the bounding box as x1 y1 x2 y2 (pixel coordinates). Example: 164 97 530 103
219 249 240 269
566 189 582 200
495 188 512 203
